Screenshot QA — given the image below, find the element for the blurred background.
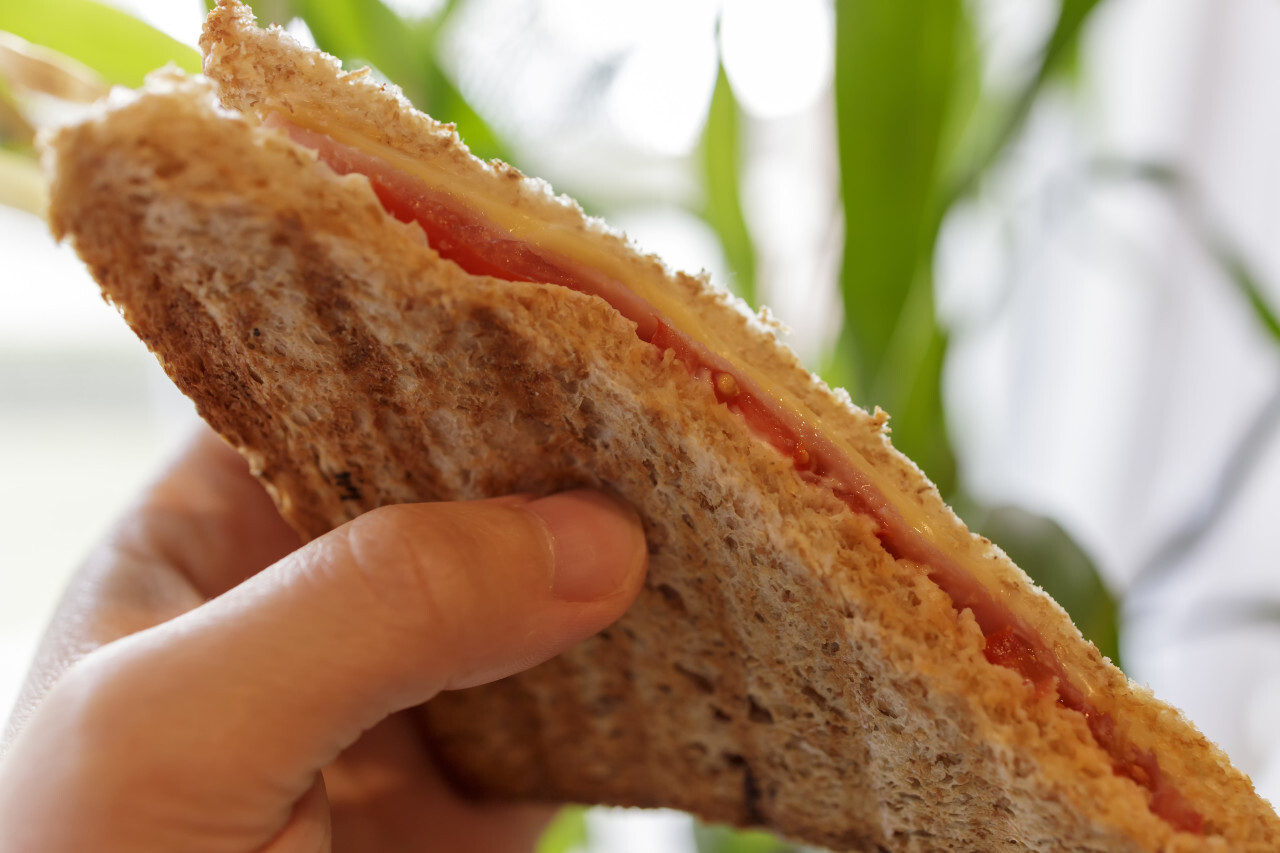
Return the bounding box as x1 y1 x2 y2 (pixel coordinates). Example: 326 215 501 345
3 0 1280 848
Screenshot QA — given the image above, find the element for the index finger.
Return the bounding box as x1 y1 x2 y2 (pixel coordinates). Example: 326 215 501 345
3 425 300 750
134 425 303 598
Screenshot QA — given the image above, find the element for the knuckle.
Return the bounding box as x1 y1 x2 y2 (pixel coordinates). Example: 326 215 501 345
336 505 472 642
36 642 155 778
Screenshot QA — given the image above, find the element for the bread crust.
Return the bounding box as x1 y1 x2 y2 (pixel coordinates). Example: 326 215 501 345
43 6 1280 849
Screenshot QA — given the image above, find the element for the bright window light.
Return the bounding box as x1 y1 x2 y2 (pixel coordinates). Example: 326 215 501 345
382 0 447 20
606 18 718 156
284 17 318 50
719 0 833 119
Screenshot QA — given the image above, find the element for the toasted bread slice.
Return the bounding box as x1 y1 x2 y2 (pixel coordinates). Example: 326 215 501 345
43 3 1280 849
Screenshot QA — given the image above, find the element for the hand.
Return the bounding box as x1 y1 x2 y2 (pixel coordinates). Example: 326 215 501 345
0 427 647 852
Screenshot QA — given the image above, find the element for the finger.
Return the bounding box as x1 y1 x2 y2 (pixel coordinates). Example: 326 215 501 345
33 424 297 651
1 491 646 849
127 425 303 598
323 713 552 852
2 426 299 752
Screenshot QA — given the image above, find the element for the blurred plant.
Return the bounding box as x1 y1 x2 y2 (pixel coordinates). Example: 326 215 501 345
1088 158 1280 633
0 0 194 214
700 62 755 307
536 805 590 853
0 0 197 88
230 0 510 163
826 0 974 492
693 822 798 853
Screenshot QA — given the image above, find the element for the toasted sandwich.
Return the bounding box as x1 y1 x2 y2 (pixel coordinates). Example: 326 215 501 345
42 1 1280 849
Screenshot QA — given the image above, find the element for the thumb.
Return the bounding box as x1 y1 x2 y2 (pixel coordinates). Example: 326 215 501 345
1 490 646 849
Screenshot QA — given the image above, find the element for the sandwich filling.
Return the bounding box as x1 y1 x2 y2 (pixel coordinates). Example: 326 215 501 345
272 115 1202 835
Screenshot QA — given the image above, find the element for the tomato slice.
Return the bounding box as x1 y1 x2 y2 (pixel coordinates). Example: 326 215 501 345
983 626 1057 697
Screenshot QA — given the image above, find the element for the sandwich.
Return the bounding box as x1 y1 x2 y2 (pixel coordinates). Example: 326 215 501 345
42 1 1280 849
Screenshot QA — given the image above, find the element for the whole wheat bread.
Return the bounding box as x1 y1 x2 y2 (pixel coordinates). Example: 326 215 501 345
41 3 1280 849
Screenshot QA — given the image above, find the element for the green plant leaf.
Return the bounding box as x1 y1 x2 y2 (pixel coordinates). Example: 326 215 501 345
830 0 972 493
208 0 297 27
536 805 589 853
970 504 1120 666
293 0 421 96
0 0 198 88
873 283 956 493
700 62 756 306
1192 214 1280 345
417 60 510 164
694 822 793 853
832 1 959 392
270 0 509 162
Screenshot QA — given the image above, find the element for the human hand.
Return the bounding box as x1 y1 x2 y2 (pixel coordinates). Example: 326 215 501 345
0 427 647 852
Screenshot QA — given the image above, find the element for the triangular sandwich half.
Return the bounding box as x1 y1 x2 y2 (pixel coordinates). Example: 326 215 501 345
42 2 1280 849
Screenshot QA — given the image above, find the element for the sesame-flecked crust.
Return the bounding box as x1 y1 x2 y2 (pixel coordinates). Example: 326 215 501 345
43 5 1280 850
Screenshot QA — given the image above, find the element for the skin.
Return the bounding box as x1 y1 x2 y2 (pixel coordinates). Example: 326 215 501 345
0 427 648 852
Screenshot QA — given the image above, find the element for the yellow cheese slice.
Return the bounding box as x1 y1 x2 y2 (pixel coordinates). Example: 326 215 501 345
298 115 1000 602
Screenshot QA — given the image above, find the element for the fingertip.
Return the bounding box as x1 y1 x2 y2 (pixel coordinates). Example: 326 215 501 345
522 490 648 603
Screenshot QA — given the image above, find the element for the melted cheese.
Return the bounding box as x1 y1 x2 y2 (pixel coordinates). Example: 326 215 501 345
303 114 1010 618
